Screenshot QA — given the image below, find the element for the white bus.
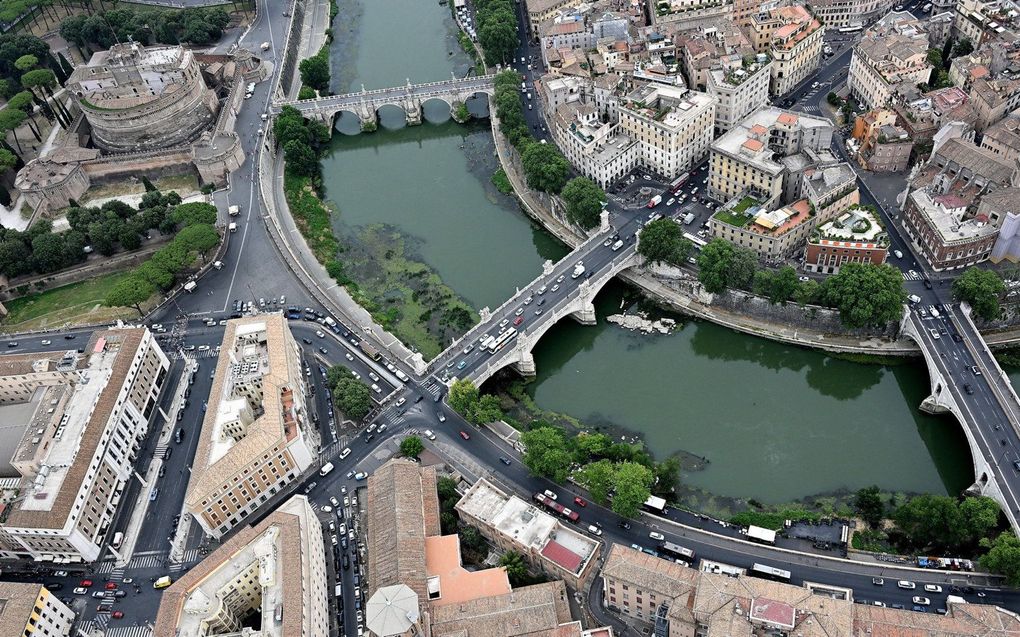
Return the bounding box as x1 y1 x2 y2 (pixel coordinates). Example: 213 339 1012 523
488 328 517 354
750 563 791 582
838 25 863 33
659 541 696 563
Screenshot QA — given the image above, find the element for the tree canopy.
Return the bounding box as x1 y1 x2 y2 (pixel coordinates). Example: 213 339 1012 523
520 141 570 194
520 426 573 483
821 263 905 328
326 366 374 420
638 218 693 266
982 532 1020 586
400 435 425 459
560 177 604 230
952 267 1005 321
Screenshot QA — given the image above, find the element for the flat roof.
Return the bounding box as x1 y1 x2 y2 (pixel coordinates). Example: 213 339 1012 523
424 534 511 606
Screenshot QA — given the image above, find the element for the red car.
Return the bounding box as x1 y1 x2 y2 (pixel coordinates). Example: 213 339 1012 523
80 580 92 588
459 431 471 440
513 316 524 326
112 611 124 619
574 496 587 507
105 582 117 590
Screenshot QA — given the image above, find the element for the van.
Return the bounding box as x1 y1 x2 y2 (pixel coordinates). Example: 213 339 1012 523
229 222 238 233
153 576 172 589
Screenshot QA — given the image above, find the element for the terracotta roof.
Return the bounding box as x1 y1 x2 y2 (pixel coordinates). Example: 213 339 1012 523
742 138 765 151
540 540 583 572
425 535 511 606
429 580 576 637
777 112 799 125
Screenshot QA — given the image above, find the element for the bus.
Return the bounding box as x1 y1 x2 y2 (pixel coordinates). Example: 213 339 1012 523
670 172 690 193
643 495 667 514
488 328 517 354
838 25 863 33
659 541 696 563
750 563 791 582
359 340 381 361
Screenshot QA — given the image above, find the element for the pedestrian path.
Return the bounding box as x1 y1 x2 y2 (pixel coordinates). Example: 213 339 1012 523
421 378 445 400
105 625 153 637
319 435 352 460
93 561 116 574
903 270 924 281
128 553 167 569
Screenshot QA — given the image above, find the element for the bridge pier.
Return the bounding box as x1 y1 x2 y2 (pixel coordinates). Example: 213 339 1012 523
451 100 470 123
511 350 536 377
570 301 597 325
404 97 423 126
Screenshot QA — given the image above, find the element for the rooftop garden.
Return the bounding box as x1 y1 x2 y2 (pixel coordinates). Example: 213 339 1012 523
713 195 762 228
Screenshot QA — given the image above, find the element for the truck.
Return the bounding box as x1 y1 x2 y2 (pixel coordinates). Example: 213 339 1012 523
571 263 585 279
647 194 662 208
319 462 335 477
228 205 241 217
534 492 580 522
359 340 381 361
683 212 696 225
745 525 777 545
153 576 172 590
183 281 197 293
260 41 271 51
228 222 238 233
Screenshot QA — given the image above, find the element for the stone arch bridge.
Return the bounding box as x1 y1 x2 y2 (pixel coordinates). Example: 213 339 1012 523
273 74 497 129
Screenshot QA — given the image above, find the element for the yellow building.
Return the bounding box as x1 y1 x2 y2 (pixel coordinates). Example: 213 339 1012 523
750 5 824 96
0 583 74 637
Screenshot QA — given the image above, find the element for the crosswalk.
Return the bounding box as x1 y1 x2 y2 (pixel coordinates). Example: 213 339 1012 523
903 270 924 281
421 378 445 400
153 444 168 459
128 553 168 569
319 435 352 460
105 625 153 637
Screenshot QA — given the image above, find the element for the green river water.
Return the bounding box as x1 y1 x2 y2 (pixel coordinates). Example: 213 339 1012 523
320 0 975 504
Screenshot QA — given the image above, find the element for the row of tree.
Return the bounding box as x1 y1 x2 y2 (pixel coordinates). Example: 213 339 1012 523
60 7 230 51
473 0 518 67
326 365 374 421
274 105 332 182
0 190 190 279
106 204 220 315
298 46 330 96
520 425 681 518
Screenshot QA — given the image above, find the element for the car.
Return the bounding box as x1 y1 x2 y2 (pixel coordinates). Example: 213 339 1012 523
587 524 603 536
114 590 126 598
319 347 328 355
873 601 886 607
80 580 93 588
303 481 318 494
537 285 547 295
964 383 974 394
302 338 313 345
574 496 587 507
462 344 474 355
912 596 930 605
424 427 437 440
92 591 106 598
6 342 17 348
924 279 933 289
891 604 905 610
971 365 982 376
41 339 51 345
499 319 510 328
799 276 810 282
912 605 927 613
929 328 940 340
543 490 558 501
924 584 942 593
346 352 354 361
618 521 632 530
872 578 884 586
459 430 471 440
343 554 350 570
556 275 565 283
515 307 524 316
649 531 665 541
316 330 325 338
53 570 68 577
897 581 916 590
437 411 446 422
331 535 338 546
396 397 406 407
339 523 348 535
330 496 339 507
198 345 210 351
513 316 524 326
551 284 560 292
105 582 117 590
354 472 368 480
952 333 963 342
112 611 124 619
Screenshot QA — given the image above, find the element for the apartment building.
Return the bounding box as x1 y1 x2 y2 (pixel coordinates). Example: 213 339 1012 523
551 101 641 188
651 0 735 29
153 495 328 637
708 107 833 207
0 582 74 637
982 108 1020 160
184 315 315 539
706 59 772 134
807 0 894 29
456 478 601 591
852 111 914 171
602 544 1020 636
365 459 608 637
526 0 583 34
541 20 596 58
617 83 717 179
0 328 168 562
970 76 1020 131
903 189 1000 269
848 29 931 110
954 0 1020 47
677 21 756 91
806 206 890 274
749 5 824 96
710 197 816 261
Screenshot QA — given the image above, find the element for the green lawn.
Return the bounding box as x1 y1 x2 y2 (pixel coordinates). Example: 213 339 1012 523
2 272 147 331
713 208 752 228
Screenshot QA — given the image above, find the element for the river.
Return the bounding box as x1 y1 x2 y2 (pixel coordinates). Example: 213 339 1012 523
321 0 973 504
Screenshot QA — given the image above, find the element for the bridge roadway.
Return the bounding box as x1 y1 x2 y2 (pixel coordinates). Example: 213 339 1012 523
904 305 1020 534
427 212 642 385
274 74 497 121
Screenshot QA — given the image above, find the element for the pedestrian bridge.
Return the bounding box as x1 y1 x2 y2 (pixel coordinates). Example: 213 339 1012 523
429 215 641 387
274 74 497 129
901 307 1020 534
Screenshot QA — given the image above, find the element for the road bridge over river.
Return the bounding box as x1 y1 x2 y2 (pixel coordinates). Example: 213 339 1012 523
274 74 497 128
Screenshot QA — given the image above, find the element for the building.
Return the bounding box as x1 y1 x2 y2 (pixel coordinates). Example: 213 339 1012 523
617 83 717 179
527 0 584 34
710 197 817 261
806 206 890 274
651 0 736 29
551 101 641 188
807 0 894 30
0 582 74 637
13 159 90 218
981 108 1020 161
708 107 834 208
902 189 1000 269
676 21 757 92
541 20 597 58
802 163 860 216
852 110 914 172
706 60 772 135
848 22 931 110
184 315 315 539
953 0 1020 48
153 495 328 637
67 43 219 153
455 478 601 591
748 5 824 96
365 459 609 637
0 328 168 562
602 543 700 624
969 76 1020 131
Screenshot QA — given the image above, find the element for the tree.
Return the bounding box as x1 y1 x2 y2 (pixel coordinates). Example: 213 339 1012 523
753 266 799 304
170 202 217 227
854 486 884 528
960 496 1000 542
283 139 320 177
576 460 616 505
298 53 330 92
175 223 219 262
697 238 735 293
21 68 70 128
821 263 905 328
926 48 944 68
952 37 974 57
981 532 1020 586
794 279 820 305
520 142 570 194
638 218 693 266
893 495 965 551
498 551 529 586
520 426 573 483
13 54 37 72
332 378 373 420
105 274 156 316
826 91 842 107
611 461 653 518
449 378 480 417
470 393 503 425
460 525 488 554
0 237 30 277
136 260 174 290
0 148 17 173
30 232 66 272
728 246 759 290
479 18 518 67
952 267 1005 321
560 177 604 230
573 432 612 462
400 435 425 459
0 108 27 154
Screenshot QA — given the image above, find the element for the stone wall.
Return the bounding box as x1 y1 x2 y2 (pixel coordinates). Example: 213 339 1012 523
82 148 196 184
278 0 308 97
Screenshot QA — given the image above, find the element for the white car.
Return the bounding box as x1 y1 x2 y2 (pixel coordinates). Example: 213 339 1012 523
198 345 210 351
912 596 930 605
424 429 437 440
587 524 603 536
343 496 350 507
321 505 332 513
331 535 338 546
330 496 339 507
396 397 406 407
345 353 354 361
73 587 88 595
649 531 665 541
897 580 916 590
316 331 325 338
543 489 558 500
339 523 348 535
924 584 942 593
41 339 51 345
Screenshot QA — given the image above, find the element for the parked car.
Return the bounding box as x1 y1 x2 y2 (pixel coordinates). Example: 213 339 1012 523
459 430 471 440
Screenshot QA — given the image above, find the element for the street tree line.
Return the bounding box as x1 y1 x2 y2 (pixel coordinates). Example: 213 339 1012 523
473 0 518 67
493 71 607 230
0 189 193 279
